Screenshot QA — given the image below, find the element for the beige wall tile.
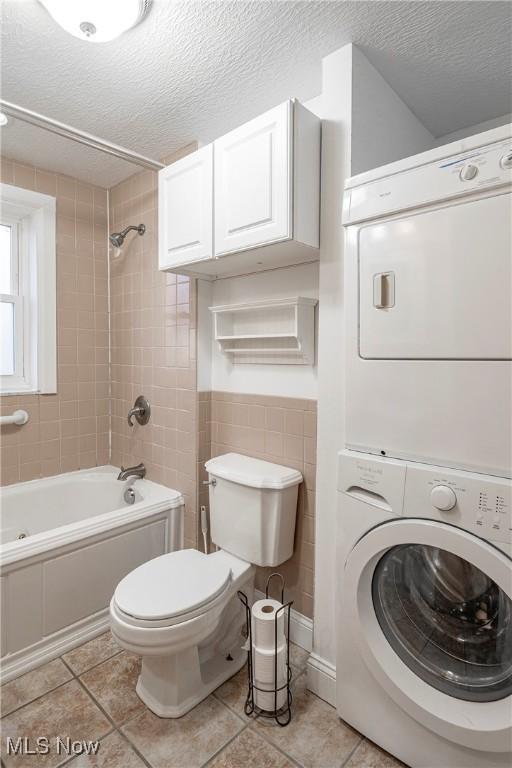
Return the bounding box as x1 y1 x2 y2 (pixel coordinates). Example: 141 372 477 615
109 146 199 546
201 390 317 618
0 156 109 485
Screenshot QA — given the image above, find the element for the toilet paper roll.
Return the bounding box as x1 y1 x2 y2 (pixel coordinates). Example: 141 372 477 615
254 680 287 712
251 599 285 651
253 645 287 685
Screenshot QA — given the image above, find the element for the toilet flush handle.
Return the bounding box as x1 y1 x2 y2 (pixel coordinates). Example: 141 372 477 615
203 478 217 487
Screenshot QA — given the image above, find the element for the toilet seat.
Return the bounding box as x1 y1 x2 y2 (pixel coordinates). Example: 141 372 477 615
114 549 233 623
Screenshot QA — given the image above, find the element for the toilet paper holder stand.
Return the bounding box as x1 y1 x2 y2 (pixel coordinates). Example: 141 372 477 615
238 572 293 727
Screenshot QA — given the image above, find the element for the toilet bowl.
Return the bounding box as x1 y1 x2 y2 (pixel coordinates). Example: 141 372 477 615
110 548 254 717
110 453 302 717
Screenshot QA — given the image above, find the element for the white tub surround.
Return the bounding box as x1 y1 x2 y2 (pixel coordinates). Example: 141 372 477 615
0 466 183 682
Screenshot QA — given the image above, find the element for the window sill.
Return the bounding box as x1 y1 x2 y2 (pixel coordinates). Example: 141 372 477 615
0 389 40 397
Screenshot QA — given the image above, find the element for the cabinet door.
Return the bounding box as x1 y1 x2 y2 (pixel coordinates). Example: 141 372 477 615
158 145 213 270
214 101 291 256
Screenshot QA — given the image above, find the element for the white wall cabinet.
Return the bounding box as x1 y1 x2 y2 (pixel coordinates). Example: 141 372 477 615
158 144 213 270
214 101 291 255
158 100 320 279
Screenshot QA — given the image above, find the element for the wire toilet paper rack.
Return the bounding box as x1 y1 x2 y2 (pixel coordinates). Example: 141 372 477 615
238 572 293 726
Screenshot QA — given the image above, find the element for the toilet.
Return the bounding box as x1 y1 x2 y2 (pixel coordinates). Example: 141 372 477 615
110 453 302 718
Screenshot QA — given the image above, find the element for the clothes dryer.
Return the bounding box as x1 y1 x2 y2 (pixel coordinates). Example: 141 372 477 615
342 126 512 477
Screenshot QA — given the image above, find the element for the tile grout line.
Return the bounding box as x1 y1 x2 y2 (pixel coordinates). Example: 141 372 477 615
199 720 252 768
0 638 122 722
71 674 155 768
0 675 74 720
73 673 123 735
116 729 154 768
69 655 161 768
61 648 123 679
247 722 306 768
60 655 78 677
57 724 118 768
208 673 306 768
340 737 367 768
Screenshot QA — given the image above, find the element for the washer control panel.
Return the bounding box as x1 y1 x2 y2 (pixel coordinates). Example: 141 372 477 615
430 485 457 511
405 464 511 545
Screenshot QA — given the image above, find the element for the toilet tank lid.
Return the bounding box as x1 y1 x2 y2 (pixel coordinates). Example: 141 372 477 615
205 453 303 490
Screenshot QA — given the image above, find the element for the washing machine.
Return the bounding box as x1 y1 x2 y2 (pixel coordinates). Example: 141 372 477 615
342 125 512 478
336 450 512 768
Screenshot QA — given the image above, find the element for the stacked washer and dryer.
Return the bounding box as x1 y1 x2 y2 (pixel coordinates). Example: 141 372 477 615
337 126 512 768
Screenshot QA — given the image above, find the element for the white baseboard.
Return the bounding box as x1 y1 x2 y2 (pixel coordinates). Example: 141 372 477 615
254 589 313 652
0 610 110 684
307 652 337 707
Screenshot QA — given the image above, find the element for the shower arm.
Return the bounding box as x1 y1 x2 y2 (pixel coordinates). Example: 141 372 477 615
121 225 145 237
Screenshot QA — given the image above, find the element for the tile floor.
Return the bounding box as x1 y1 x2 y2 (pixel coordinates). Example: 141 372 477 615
0 633 406 768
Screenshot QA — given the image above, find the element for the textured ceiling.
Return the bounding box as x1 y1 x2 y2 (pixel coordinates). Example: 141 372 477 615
1 0 511 187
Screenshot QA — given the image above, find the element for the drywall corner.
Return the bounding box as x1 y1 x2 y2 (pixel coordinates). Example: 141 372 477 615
351 46 434 175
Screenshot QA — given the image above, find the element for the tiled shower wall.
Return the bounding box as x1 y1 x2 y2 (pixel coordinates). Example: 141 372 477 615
108 145 199 548
0 157 109 486
198 391 316 618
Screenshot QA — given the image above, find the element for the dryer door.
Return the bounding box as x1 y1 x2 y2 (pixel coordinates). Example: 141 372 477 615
358 192 512 360
344 518 512 751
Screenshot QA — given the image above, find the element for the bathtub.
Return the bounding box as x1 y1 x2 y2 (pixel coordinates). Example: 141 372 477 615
0 466 183 682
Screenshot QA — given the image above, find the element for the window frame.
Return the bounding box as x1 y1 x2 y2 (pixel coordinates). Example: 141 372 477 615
0 183 56 395
0 218 22 379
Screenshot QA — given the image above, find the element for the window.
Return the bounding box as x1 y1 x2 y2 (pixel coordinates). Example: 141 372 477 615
0 183 56 394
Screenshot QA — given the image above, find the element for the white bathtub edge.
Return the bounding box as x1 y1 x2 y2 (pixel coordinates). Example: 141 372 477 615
0 496 185 569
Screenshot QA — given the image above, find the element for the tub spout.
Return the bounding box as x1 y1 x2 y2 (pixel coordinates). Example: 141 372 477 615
117 463 146 481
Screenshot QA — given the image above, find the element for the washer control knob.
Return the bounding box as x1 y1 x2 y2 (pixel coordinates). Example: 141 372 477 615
431 485 457 511
459 164 478 181
500 151 512 170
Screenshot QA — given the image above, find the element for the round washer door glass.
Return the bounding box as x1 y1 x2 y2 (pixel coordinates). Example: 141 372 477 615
372 544 512 701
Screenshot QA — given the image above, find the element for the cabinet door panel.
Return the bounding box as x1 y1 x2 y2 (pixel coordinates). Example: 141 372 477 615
215 101 291 255
158 145 213 269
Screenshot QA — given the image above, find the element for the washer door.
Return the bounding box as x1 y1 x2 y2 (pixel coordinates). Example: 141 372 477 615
344 519 512 751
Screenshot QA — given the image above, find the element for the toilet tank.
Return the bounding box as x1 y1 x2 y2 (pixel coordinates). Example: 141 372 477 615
204 453 302 567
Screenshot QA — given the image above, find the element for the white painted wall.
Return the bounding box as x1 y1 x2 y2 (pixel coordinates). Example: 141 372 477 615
434 113 512 145
309 45 438 703
307 45 353 692
351 46 434 175
198 262 319 398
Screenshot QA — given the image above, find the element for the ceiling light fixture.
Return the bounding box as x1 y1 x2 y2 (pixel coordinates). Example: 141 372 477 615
38 0 151 43
0 113 8 127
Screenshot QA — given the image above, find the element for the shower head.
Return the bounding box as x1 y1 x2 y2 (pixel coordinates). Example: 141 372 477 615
109 223 146 248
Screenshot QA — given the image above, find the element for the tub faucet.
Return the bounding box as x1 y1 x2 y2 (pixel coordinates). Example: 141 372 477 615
117 463 146 481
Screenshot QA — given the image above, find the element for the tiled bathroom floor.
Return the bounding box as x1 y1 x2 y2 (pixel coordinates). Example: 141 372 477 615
0 633 406 768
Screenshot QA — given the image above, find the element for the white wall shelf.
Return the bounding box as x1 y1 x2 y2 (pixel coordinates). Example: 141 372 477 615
210 297 317 365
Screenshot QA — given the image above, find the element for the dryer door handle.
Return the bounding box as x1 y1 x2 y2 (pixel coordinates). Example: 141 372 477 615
373 272 395 309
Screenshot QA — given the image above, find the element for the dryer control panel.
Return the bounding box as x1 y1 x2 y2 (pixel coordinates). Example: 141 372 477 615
344 135 512 224
404 464 511 547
